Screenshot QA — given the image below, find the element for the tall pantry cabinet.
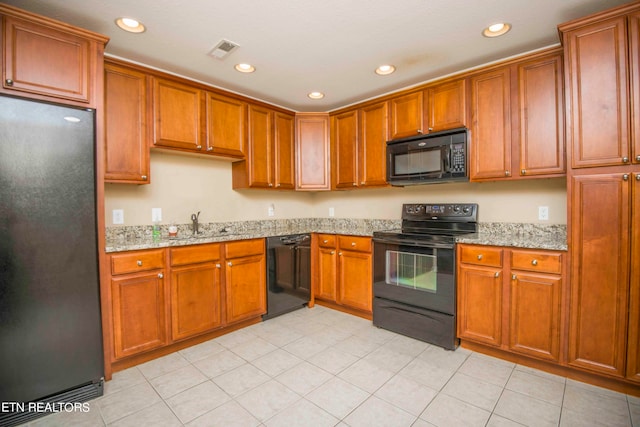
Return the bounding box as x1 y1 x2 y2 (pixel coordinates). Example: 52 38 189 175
560 2 640 382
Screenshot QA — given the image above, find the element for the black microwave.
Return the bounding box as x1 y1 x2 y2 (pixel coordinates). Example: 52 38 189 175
386 128 468 186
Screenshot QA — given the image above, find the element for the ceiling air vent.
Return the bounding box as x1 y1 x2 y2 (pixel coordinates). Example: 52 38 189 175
208 39 239 59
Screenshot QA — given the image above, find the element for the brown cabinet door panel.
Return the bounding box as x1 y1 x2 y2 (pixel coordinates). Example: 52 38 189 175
338 250 372 312
296 113 330 190
111 273 167 359
457 265 503 346
518 54 565 176
569 173 630 377
426 79 466 133
225 254 266 323
627 172 640 381
359 101 389 187
152 78 203 150
205 93 246 157
470 68 512 180
104 63 150 183
389 91 424 139
332 110 359 189
631 13 640 166
274 112 296 189
564 16 629 168
171 263 223 341
247 104 273 187
316 247 337 301
509 272 561 362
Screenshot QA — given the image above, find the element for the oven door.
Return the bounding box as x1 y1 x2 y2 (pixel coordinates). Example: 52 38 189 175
373 238 455 315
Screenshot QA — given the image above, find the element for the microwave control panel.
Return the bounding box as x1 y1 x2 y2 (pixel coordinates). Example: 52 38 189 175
450 143 466 173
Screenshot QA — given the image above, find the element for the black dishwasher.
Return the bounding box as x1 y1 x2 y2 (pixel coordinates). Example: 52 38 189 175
263 234 311 320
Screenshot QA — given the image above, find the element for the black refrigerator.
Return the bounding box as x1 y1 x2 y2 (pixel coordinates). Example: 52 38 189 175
0 95 104 426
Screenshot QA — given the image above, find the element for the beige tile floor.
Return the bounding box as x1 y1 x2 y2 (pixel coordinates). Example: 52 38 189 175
23 305 640 426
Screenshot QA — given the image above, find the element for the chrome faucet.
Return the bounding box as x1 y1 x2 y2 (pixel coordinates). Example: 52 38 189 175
191 211 200 235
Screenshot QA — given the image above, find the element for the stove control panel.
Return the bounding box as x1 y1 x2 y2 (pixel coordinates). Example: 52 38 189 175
402 203 478 221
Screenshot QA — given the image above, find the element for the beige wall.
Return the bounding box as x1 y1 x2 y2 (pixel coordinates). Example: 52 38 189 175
105 150 567 226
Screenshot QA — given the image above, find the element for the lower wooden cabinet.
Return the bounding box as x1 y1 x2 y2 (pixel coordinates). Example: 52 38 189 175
169 244 223 341
107 239 266 363
313 234 372 314
457 244 565 363
109 249 167 360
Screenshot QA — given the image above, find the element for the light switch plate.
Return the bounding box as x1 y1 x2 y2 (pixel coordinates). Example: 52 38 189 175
329 207 335 217
113 209 124 225
152 208 162 222
538 206 549 221
268 204 275 217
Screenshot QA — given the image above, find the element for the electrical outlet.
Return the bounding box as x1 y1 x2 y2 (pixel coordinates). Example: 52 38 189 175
329 207 335 217
112 209 124 225
538 206 549 221
268 204 275 217
152 208 162 222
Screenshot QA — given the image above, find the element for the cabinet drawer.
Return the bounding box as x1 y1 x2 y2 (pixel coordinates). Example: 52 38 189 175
170 243 221 267
338 235 371 253
317 234 336 248
459 245 503 267
511 250 563 274
111 249 165 275
225 238 264 259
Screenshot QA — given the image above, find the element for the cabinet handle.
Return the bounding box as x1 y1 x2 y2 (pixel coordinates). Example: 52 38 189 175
428 127 433 132
636 174 640 181
5 79 13 86
505 170 511 177
330 251 335 255
512 274 517 280
351 242 356 247
361 181 365 185
215 263 221 268
636 155 640 162
352 183 357 186
158 273 164 279
277 184 281 188
137 260 143 266
521 169 526 175
323 240 329 244
228 262 233 267
141 175 147 180
477 254 483 260
338 252 343 256
623 156 629 163
531 259 538 266
623 174 629 181
417 129 423 134
196 145 202 150
206 147 213 152
268 183 273 187
494 272 500 278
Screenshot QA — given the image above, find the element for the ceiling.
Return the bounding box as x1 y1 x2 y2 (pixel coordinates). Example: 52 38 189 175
3 0 630 111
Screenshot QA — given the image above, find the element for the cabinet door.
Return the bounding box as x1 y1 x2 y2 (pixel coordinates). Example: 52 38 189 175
205 93 246 157
225 254 266 323
247 104 273 188
517 53 565 177
152 78 203 151
359 101 389 187
337 249 372 313
628 172 640 382
457 265 503 346
509 272 562 362
296 113 330 190
569 173 630 377
628 12 640 166
389 91 424 139
170 263 223 341
425 79 466 133
104 62 150 183
1 16 93 104
470 67 512 180
274 112 296 189
563 16 629 168
111 272 167 359
315 247 337 301
332 110 359 189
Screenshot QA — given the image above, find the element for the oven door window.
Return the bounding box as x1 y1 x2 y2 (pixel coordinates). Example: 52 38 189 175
385 250 437 292
393 146 443 176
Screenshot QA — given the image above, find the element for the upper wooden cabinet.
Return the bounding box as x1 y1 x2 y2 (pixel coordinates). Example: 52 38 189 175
104 61 150 184
205 92 246 158
331 110 359 189
152 77 204 151
296 113 330 191
0 5 108 107
425 79 466 133
389 91 424 139
561 14 631 168
232 105 295 189
470 50 565 181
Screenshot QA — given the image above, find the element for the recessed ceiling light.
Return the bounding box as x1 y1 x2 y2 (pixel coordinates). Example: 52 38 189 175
234 63 256 73
375 65 396 75
115 17 146 33
483 22 511 38
308 92 325 100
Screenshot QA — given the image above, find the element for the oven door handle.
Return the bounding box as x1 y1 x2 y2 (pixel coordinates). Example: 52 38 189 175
382 305 446 323
372 237 454 249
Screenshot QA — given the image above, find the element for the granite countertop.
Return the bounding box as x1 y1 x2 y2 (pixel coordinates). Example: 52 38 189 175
105 219 567 253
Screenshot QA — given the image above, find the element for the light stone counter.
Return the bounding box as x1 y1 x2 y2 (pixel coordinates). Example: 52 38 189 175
455 223 567 251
